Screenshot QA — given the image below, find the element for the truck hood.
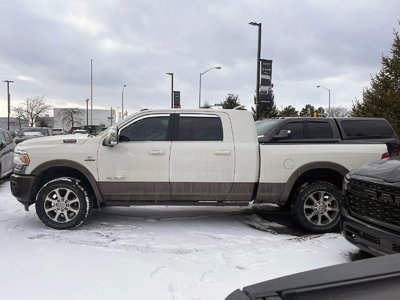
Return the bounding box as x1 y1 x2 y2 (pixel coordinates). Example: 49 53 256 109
226 253 400 300
16 134 92 149
352 158 400 183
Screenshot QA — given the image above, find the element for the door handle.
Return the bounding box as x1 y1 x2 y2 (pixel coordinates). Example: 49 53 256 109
149 149 165 155
214 150 231 156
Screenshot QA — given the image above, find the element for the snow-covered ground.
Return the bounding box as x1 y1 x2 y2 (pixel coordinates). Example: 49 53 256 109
0 179 367 300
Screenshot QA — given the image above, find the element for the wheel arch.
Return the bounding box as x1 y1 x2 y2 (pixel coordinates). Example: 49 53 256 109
31 160 103 207
282 161 349 205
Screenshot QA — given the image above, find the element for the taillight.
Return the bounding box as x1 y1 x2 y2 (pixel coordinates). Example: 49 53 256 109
397 144 400 156
381 152 390 159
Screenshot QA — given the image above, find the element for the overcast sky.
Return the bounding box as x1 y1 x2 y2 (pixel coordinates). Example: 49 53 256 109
1 0 399 117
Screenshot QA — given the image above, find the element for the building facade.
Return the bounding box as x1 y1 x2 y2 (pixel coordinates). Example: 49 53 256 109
0 108 116 133
0 117 30 132
53 108 116 131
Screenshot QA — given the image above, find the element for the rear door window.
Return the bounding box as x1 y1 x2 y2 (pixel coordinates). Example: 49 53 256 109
306 121 333 139
178 115 223 141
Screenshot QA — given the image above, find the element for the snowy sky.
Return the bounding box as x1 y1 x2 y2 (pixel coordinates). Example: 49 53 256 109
1 0 399 116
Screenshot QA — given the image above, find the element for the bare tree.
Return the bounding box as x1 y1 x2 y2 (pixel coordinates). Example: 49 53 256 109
201 101 212 109
57 108 83 131
12 96 52 127
328 106 351 117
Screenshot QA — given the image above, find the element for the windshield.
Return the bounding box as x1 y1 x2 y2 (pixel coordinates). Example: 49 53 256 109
255 119 280 137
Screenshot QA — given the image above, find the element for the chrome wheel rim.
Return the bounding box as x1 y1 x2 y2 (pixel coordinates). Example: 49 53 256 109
44 187 80 223
303 190 339 226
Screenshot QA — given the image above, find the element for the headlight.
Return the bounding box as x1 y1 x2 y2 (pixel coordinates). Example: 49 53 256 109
14 150 30 171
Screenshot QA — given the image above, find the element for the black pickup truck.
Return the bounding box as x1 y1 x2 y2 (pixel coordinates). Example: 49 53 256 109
342 157 400 256
225 253 400 300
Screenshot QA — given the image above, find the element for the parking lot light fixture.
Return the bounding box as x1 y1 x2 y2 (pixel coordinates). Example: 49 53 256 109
199 66 222 108
3 80 14 130
316 85 331 117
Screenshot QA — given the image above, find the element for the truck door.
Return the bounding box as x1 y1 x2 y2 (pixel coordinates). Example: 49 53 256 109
169 113 235 201
97 114 172 202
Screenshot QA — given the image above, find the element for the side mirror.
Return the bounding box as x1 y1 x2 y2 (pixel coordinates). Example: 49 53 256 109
103 126 118 147
272 129 292 140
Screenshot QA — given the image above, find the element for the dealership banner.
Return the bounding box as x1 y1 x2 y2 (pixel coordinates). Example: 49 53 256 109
260 59 272 77
259 59 273 103
173 91 181 108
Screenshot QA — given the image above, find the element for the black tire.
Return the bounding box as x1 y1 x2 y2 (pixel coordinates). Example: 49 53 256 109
35 177 91 229
292 181 342 233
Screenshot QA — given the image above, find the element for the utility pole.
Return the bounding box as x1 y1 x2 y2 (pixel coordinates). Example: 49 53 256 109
3 80 14 130
110 107 113 126
85 98 89 127
122 84 126 119
166 73 173 108
249 22 262 120
316 85 331 117
90 59 93 126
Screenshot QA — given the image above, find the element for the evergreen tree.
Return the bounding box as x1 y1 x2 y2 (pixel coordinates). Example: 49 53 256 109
252 91 278 120
299 104 315 116
221 93 240 109
278 105 299 117
316 107 325 115
352 28 400 132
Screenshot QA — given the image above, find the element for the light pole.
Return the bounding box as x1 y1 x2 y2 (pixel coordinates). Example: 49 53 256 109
316 85 331 116
199 66 221 108
85 98 89 127
249 21 262 120
121 84 126 119
3 80 14 130
110 107 113 126
166 73 173 108
90 59 93 126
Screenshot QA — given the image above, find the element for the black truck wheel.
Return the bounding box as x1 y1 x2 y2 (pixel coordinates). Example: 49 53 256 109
292 181 341 233
35 177 91 229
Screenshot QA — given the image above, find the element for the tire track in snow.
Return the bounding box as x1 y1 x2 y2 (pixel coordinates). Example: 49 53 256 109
150 265 166 278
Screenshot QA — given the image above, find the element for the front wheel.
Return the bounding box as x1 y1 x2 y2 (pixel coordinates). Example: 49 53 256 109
35 177 91 229
292 181 341 233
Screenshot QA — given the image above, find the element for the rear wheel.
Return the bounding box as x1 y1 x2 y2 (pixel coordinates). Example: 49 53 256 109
292 181 341 233
35 177 91 229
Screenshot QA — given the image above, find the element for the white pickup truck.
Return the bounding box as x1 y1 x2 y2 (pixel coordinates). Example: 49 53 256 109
10 108 398 232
